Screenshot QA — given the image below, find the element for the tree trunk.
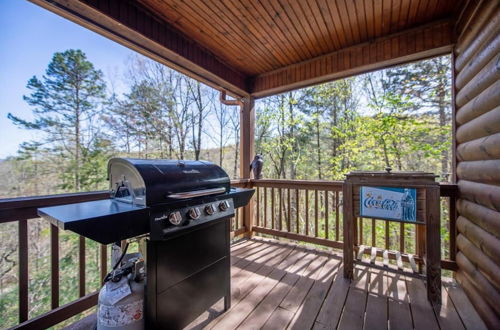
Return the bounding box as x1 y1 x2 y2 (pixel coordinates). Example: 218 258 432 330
219 120 223 166
315 110 322 180
195 84 203 160
289 93 296 179
381 136 391 168
438 62 449 176
75 90 81 192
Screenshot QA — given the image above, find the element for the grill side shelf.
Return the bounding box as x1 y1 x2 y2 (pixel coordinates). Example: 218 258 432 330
38 200 150 244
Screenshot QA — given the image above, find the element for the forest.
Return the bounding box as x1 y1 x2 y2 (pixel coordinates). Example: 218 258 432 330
0 50 451 328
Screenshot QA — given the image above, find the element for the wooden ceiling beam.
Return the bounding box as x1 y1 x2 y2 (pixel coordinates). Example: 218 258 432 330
250 20 454 98
29 0 250 98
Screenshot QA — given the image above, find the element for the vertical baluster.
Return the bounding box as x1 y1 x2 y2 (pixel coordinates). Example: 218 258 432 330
19 219 28 323
371 219 376 247
359 217 363 245
51 224 59 309
256 187 260 227
400 222 405 253
314 190 319 237
416 224 426 271
353 217 358 246
385 221 390 249
287 189 291 232
235 208 239 230
264 187 268 228
239 208 243 230
279 188 283 231
79 236 86 297
271 188 275 230
335 191 339 241
325 191 329 239
449 195 457 261
305 190 309 236
100 244 107 282
232 204 235 231
296 189 300 234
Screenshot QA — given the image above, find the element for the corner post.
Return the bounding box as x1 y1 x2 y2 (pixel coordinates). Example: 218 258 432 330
240 96 255 236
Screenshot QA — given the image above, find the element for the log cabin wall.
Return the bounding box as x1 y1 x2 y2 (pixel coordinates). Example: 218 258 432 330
453 0 500 327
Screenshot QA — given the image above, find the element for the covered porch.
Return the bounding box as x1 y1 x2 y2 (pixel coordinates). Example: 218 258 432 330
2 0 499 328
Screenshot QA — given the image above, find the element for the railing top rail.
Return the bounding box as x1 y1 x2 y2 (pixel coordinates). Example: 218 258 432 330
230 179 251 187
0 191 109 210
0 182 251 223
0 191 110 223
252 179 458 196
252 179 344 190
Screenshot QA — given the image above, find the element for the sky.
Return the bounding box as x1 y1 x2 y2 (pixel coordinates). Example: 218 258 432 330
0 0 135 158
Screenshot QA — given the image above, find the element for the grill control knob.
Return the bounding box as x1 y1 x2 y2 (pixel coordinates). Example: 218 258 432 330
168 211 183 225
219 200 230 211
205 204 216 215
188 207 201 220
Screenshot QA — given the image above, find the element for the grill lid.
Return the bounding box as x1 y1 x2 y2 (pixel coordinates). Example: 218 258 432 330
108 158 230 206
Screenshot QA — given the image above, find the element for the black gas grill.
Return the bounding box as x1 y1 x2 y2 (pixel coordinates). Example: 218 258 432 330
38 158 254 329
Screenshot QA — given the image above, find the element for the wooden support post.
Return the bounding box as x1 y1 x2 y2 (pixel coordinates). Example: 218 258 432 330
240 96 255 236
426 185 441 304
343 182 354 279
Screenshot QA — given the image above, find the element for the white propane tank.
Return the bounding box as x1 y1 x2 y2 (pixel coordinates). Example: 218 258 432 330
97 254 145 330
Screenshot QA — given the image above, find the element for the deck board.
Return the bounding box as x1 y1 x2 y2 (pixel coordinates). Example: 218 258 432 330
314 265 350 328
443 281 487 330
280 254 328 313
237 250 317 329
364 268 387 330
387 272 413 330
287 257 340 330
209 247 300 329
185 237 484 330
405 275 440 330
433 285 466 330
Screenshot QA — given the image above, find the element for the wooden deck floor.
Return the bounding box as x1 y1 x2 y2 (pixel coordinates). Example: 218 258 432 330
187 238 486 330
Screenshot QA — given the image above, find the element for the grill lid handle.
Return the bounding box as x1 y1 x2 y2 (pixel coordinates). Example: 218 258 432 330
167 187 226 199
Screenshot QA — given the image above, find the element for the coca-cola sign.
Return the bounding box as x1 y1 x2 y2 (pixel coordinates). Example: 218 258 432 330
360 186 416 222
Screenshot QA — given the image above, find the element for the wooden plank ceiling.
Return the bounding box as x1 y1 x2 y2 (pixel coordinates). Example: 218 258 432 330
140 0 458 77
33 0 463 97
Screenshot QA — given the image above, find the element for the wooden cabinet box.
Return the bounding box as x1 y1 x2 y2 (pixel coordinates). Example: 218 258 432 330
343 171 441 304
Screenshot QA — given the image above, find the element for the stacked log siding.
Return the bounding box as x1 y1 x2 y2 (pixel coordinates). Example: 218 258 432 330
454 1 500 327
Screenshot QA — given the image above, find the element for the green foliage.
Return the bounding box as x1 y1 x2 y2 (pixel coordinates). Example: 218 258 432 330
256 57 451 180
8 49 108 192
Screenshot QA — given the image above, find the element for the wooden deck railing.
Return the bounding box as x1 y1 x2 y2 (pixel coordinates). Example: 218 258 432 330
252 179 458 271
0 179 457 328
252 179 344 249
0 182 244 329
0 191 109 329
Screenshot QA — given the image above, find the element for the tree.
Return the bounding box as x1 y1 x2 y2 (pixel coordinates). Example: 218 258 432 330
228 105 240 178
8 49 108 191
384 57 452 176
207 100 231 166
187 80 210 160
